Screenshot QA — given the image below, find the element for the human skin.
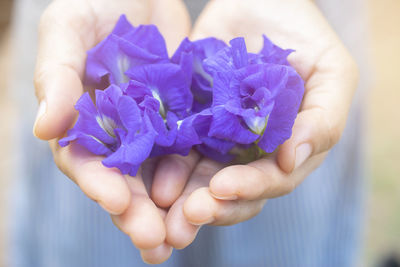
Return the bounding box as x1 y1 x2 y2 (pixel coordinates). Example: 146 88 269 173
148 0 359 261
33 0 192 264
33 0 359 264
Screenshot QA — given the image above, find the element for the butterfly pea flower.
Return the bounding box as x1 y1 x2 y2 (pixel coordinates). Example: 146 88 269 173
125 63 193 119
172 37 227 112
205 37 305 153
85 15 169 86
124 62 199 156
59 85 156 176
150 109 212 157
60 14 306 174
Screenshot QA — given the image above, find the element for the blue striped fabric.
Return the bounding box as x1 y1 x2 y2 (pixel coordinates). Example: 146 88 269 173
8 0 368 266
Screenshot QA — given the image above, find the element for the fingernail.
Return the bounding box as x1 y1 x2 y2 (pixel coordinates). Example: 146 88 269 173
98 201 119 215
33 101 47 137
294 143 312 169
210 192 238 201
189 217 214 226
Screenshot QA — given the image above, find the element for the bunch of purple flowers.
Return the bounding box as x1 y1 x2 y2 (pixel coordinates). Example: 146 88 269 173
59 15 305 176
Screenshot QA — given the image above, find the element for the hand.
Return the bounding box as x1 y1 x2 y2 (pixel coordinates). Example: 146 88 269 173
153 0 359 250
33 0 191 264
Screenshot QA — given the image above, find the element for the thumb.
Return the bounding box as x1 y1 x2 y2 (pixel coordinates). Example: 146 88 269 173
33 1 94 140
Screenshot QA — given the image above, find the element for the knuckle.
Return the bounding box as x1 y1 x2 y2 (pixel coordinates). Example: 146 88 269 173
321 115 342 149
349 58 360 88
39 2 59 30
52 151 64 173
254 199 267 214
314 108 343 151
281 179 296 195
344 54 359 77
52 147 69 177
33 66 47 99
170 156 193 174
193 160 221 178
340 50 360 90
325 114 343 149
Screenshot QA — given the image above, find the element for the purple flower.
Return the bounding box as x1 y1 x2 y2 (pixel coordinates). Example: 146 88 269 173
204 37 304 153
172 38 227 112
59 85 156 176
123 63 195 151
85 15 169 86
125 63 193 119
60 14 306 174
150 110 211 157
203 38 249 75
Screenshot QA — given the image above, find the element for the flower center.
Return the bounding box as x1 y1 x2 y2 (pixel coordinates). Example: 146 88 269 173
117 54 130 84
244 116 269 135
241 97 260 111
151 90 166 118
194 58 213 86
96 115 117 138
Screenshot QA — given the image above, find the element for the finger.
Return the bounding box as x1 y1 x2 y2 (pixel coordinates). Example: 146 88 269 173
140 243 173 265
190 0 234 42
49 140 131 215
139 178 172 264
183 187 266 226
209 153 326 201
209 162 294 201
151 0 191 54
278 45 359 173
165 159 223 249
151 150 201 208
111 173 166 250
186 154 326 226
33 1 96 140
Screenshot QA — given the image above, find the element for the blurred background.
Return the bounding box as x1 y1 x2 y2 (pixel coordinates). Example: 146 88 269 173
0 0 399 266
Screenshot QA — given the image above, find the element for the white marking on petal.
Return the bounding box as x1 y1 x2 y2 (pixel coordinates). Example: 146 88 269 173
151 90 166 118
96 116 117 137
176 120 183 130
245 115 268 135
117 54 130 83
194 58 213 85
89 135 106 145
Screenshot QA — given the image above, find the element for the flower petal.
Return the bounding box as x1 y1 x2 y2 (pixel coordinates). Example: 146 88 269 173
121 24 169 60
126 63 193 118
196 143 234 163
204 37 248 75
110 14 135 37
69 92 116 144
85 19 169 87
148 111 178 147
257 69 304 152
102 115 156 176
209 106 259 144
62 132 113 156
117 95 142 132
211 71 238 106
258 35 294 65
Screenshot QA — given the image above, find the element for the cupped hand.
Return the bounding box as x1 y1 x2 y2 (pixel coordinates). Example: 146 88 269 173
153 0 359 250
33 0 191 264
